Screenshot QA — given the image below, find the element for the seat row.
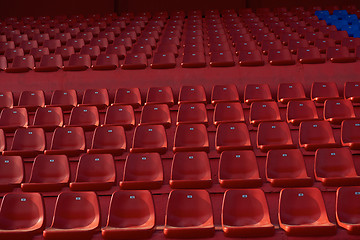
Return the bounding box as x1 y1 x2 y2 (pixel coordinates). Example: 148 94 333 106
2 146 359 193
1 187 360 239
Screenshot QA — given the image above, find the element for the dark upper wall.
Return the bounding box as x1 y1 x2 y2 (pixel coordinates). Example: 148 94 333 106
0 0 114 17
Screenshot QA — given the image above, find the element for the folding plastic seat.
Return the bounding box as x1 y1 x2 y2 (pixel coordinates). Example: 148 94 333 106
315 147 360 186
215 122 252 153
0 192 44 239
29 47 49 62
243 83 271 104
0 91 13 109
324 99 355 124
268 49 296 65
211 84 239 105
212 102 244 126
149 52 175 69
170 151 211 189
181 52 206 68
101 28 118 40
66 38 85 52
63 54 91 71
114 37 132 50
315 38 336 53
173 124 209 152
17 90 45 111
222 189 274 237
164 189 215 238
287 100 319 125
79 45 100 60
79 88 109 110
119 31 137 43
238 49 265 66
327 46 356 63
43 191 99 239
257 121 295 152
234 41 257 55
121 53 147 69
0 41 15 55
67 106 99 130
329 30 348 45
176 103 208 126
288 39 310 54
111 20 126 30
342 38 360 53
89 38 108 51
105 45 126 60
54 32 71 45
85 26 100 37
145 86 174 106
45 126 85 156
112 88 140 109
90 53 118 70
3 127 45 157
311 82 339 103
279 32 300 45
42 39 61 53
261 40 283 55
266 149 312 187
299 120 339 151
49 89 77 111
102 190 155 239
103 105 134 129
344 81 360 103
278 188 337 236
177 86 205 105
19 40 38 54
5 55 35 73
34 54 63 72
72 21 88 31
304 32 325 45
208 42 231 54
4 48 24 63
341 119 360 149
0 108 28 132
277 82 307 104
131 125 167 154
76 32 93 44
138 104 170 128
11 34 28 47
21 154 69 192
208 51 234 67
157 43 178 57
120 152 163 189
336 186 360 234
87 125 126 155
249 101 281 126
255 33 277 44
63 27 80 38
131 44 153 59
297 47 326 64
24 28 40 39
0 155 23 191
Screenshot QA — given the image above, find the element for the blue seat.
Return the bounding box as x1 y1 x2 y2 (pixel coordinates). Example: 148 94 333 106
315 11 330 20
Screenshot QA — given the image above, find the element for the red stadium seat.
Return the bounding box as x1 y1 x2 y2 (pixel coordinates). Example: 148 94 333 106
33 33 50 46
0 107 28 132
103 105 135 129
277 82 307 103
121 53 147 69
213 102 245 126
151 52 176 69
114 37 132 50
80 45 101 60
132 44 152 58
0 41 15 55
87 126 126 155
311 82 340 103
17 90 45 111
329 30 348 44
54 32 71 45
19 40 38 53
215 123 252 153
30 47 50 61
209 51 235 67
91 54 119 70
344 81 360 103
3 127 45 157
315 38 336 53
34 54 63 72
178 85 206 104
45 126 85 156
0 91 13 109
21 154 69 192
0 192 44 239
101 190 155 239
341 119 360 149
222 189 274 237
238 49 265 66
266 149 312 187
76 31 93 44
323 99 355 124
66 39 85 52
268 49 296 65
70 153 115 191
257 121 295 152
5 55 34 73
177 103 208 125
315 148 360 186
43 191 100 239
286 100 319 126
49 89 77 111
211 84 239 105
105 44 126 60
43 39 61 53
80 88 109 109
327 46 356 63
5 48 24 63
244 83 272 104
170 152 211 188
218 150 262 188
297 47 326 64
63 54 91 71
249 101 281 126
0 155 23 192
90 37 108 51
120 152 163 189
114 87 142 108
0 56 7 71
288 39 310 54
174 123 209 152
164 190 215 238
131 125 167 154
278 188 337 236
336 186 360 234
181 52 206 68
140 104 171 127
299 120 339 151
145 86 174 106
67 106 99 130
